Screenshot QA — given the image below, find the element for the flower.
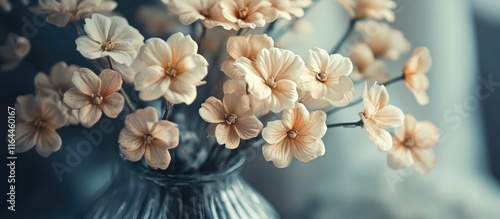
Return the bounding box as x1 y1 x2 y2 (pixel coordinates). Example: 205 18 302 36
15 95 68 157
167 0 232 29
235 47 304 112
112 59 143 84
269 0 312 20
261 103 327 168
403 47 432 105
356 21 410 60
31 0 117 27
348 43 389 81
63 68 124 127
0 34 30 71
134 33 208 104
359 82 404 150
119 107 179 170
220 0 278 30
221 34 274 79
337 0 396 22
388 114 439 175
75 14 144 65
300 48 355 107
199 93 263 149
35 61 81 125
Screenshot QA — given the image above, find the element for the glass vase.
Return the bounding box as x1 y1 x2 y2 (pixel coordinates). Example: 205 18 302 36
83 152 279 219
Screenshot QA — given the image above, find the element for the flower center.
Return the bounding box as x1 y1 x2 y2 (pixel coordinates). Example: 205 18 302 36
265 77 278 89
101 41 115 51
92 94 103 105
403 137 415 147
238 7 249 19
287 129 298 139
225 113 237 125
165 63 177 78
34 119 45 128
143 134 154 145
316 72 328 82
200 8 210 17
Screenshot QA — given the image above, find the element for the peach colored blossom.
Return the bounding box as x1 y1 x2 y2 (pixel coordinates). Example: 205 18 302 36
35 61 81 125
337 0 396 22
388 114 439 175
15 95 68 157
0 34 30 71
348 43 389 81
359 82 404 151
134 33 208 104
63 68 124 127
300 48 355 107
221 34 274 79
166 0 232 29
31 0 117 27
199 93 263 149
235 47 304 113
356 20 410 60
403 47 432 106
220 0 278 30
262 103 327 168
75 14 144 65
269 0 312 20
119 107 179 170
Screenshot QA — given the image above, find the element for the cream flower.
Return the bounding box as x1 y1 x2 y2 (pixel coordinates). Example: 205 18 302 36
199 93 263 149
220 0 278 30
112 59 143 84
388 114 439 175
119 107 179 170
269 0 312 20
75 14 144 65
235 47 304 113
63 68 124 127
357 21 410 60
167 0 231 29
31 0 117 27
134 33 208 104
0 34 30 71
262 103 327 168
338 0 396 22
360 82 404 151
221 34 274 79
301 48 355 107
35 61 81 125
348 43 389 81
403 47 432 106
15 95 68 157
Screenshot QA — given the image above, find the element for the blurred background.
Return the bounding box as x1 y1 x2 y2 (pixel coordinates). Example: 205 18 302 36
1 0 500 218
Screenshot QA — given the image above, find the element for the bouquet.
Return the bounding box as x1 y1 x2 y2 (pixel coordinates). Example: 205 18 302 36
5 0 440 184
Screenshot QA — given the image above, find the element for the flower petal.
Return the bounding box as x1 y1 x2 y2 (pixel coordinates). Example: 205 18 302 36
387 143 413 170
163 82 197 105
291 136 325 162
75 36 103 60
35 127 62 158
301 110 327 139
150 120 180 149
411 147 435 175
101 92 124 118
72 68 101 96
16 95 39 121
139 37 172 66
373 105 404 128
124 106 158 135
63 87 90 109
215 124 240 149
119 127 143 151
144 145 171 170
262 120 287 144
15 122 37 153
263 79 298 113
120 144 145 162
79 104 102 128
199 97 225 123
99 69 123 96
135 65 170 101
414 121 440 148
364 120 393 151
234 116 263 140
282 102 309 130
262 140 293 168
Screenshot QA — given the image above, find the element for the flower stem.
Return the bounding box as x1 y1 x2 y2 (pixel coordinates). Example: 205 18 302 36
329 19 358 54
107 56 114 70
73 22 85 36
325 74 405 115
327 120 363 128
106 56 137 112
162 100 173 120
